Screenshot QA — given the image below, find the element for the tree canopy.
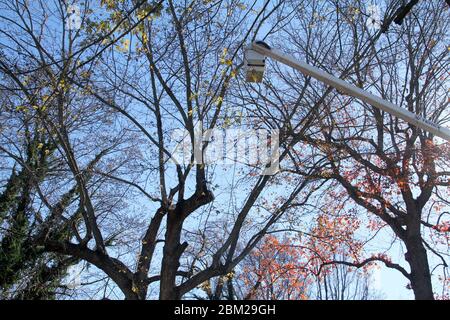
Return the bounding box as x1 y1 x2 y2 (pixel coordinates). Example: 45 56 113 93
0 0 448 300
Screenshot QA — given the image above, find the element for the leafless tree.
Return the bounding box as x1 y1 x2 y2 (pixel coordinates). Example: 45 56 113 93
249 0 449 300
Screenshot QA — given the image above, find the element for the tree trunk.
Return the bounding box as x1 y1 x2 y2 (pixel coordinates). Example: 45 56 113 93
159 210 184 300
405 236 434 300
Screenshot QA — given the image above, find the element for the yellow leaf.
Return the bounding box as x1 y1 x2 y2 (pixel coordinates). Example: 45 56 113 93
237 3 247 10
215 96 223 105
116 39 130 53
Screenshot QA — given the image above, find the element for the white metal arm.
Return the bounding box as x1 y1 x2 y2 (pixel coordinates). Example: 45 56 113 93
250 42 450 142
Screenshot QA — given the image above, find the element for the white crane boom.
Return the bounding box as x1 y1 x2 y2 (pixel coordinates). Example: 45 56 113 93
249 42 450 142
